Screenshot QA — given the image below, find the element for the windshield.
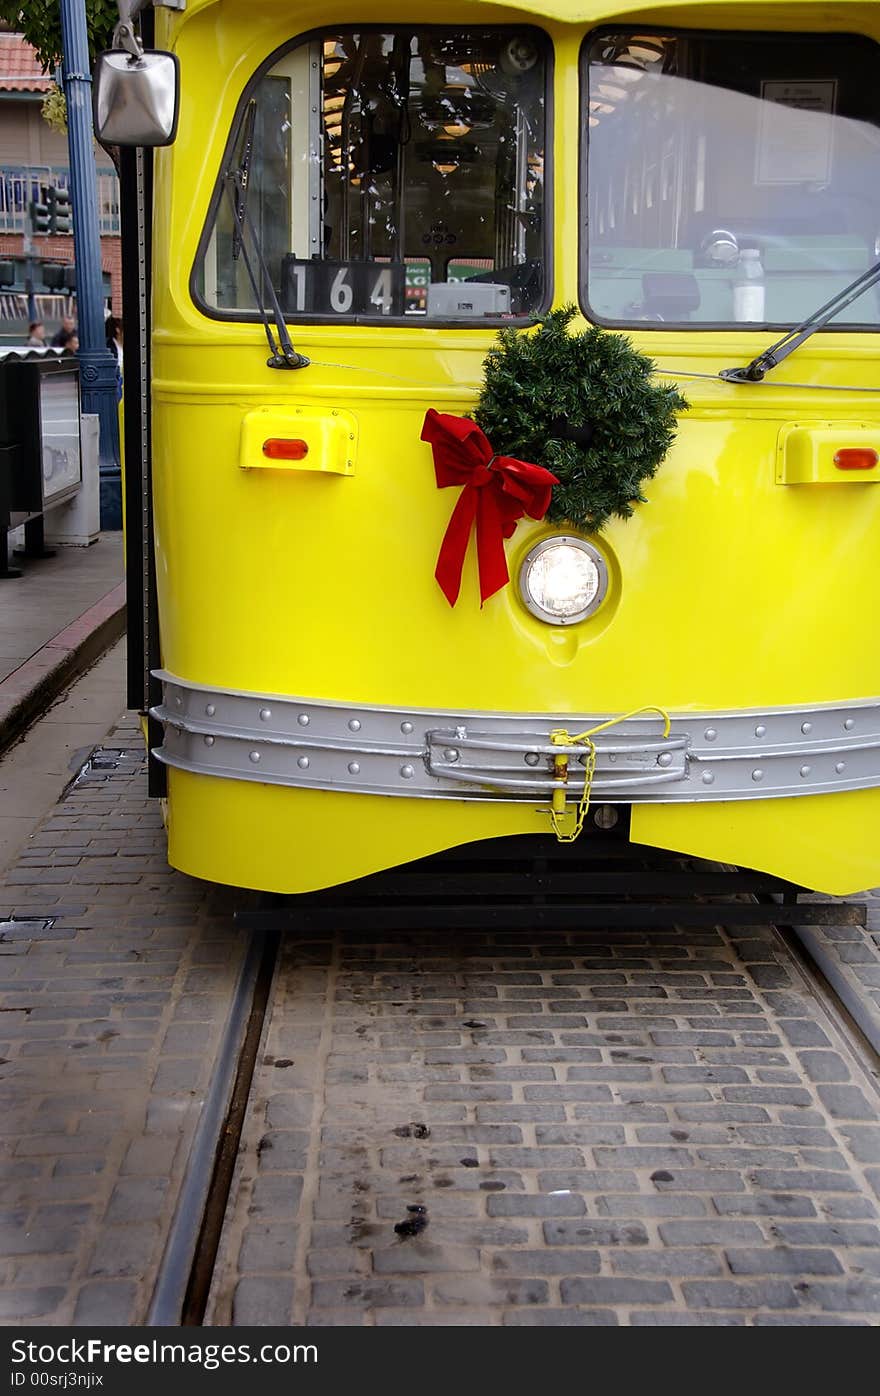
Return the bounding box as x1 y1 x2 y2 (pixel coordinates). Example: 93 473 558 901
196 28 549 324
582 29 880 329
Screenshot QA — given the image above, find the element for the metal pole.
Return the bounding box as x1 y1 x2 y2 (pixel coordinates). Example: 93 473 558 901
22 229 37 322
59 0 122 528
24 268 37 324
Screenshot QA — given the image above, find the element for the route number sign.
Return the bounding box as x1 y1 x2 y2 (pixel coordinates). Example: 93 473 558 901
281 259 406 317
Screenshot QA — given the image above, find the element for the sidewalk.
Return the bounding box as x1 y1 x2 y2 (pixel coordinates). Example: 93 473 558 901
0 533 126 753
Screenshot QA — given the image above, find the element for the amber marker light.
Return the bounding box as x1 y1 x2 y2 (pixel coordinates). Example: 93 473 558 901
262 438 309 460
833 448 878 471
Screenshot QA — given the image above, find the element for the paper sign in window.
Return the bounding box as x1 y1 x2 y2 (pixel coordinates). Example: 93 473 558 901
756 80 837 185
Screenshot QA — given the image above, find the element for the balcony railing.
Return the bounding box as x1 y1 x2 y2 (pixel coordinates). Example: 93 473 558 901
0 165 120 236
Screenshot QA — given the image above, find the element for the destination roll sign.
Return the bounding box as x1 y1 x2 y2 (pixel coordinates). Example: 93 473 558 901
281 258 406 317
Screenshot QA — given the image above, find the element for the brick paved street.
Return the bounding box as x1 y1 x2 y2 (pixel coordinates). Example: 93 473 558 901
1 712 880 1326
207 919 880 1326
0 718 249 1323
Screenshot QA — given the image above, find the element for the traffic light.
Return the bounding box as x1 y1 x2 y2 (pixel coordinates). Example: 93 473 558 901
47 186 72 234
28 192 50 235
41 263 66 290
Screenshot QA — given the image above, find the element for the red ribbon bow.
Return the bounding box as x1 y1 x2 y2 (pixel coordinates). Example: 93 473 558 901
421 409 558 606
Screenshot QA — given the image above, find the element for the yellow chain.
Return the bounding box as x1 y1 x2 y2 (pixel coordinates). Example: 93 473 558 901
548 705 672 843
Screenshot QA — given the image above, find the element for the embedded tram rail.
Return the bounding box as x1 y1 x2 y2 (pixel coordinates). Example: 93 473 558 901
142 838 880 1328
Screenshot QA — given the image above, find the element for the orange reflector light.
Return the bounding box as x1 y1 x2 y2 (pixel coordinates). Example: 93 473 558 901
833 448 878 471
262 438 309 461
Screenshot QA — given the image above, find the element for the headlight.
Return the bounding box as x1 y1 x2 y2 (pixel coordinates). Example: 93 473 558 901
518 535 608 625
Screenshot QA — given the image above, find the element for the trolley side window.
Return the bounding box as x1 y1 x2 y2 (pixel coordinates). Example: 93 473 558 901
196 28 549 324
582 29 880 328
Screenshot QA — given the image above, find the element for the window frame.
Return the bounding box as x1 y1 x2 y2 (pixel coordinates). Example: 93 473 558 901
191 23 554 329
578 24 880 334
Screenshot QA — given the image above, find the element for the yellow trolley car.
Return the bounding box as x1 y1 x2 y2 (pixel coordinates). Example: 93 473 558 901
97 0 880 897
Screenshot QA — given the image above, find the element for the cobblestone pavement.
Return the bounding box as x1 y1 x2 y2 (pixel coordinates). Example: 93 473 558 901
0 718 249 1324
207 924 880 1327
1 716 880 1326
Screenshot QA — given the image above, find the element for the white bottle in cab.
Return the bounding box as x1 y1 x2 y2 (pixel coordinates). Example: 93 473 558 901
733 248 765 322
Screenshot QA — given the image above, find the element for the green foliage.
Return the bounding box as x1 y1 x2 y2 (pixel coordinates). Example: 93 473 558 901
41 82 67 133
0 0 118 72
474 305 688 533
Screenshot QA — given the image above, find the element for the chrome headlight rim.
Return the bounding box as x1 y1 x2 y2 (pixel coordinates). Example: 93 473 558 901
518 534 609 626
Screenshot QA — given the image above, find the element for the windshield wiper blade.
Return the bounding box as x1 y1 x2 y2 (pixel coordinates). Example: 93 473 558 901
231 100 256 265
720 257 880 383
224 145 309 371
225 174 309 369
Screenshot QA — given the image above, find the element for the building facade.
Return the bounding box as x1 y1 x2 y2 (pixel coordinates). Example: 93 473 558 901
0 31 121 339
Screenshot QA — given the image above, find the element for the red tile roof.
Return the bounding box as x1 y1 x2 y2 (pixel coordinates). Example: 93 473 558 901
0 33 53 93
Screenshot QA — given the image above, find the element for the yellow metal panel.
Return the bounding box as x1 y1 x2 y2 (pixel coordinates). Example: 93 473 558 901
151 392 880 712
632 789 880 899
239 405 357 475
166 768 541 894
777 422 880 485
163 0 872 33
167 767 880 899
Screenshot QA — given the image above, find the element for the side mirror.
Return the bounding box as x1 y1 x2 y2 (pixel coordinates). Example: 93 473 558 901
93 49 179 147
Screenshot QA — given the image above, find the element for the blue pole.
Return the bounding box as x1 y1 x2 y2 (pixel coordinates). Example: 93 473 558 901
59 0 122 528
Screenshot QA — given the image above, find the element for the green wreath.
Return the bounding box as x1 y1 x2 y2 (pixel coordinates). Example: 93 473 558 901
473 305 688 532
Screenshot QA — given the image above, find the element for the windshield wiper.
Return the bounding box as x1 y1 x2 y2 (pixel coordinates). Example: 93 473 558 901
225 125 309 371
231 100 256 265
720 257 880 383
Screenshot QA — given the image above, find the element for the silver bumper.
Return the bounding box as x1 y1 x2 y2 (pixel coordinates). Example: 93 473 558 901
151 672 880 805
